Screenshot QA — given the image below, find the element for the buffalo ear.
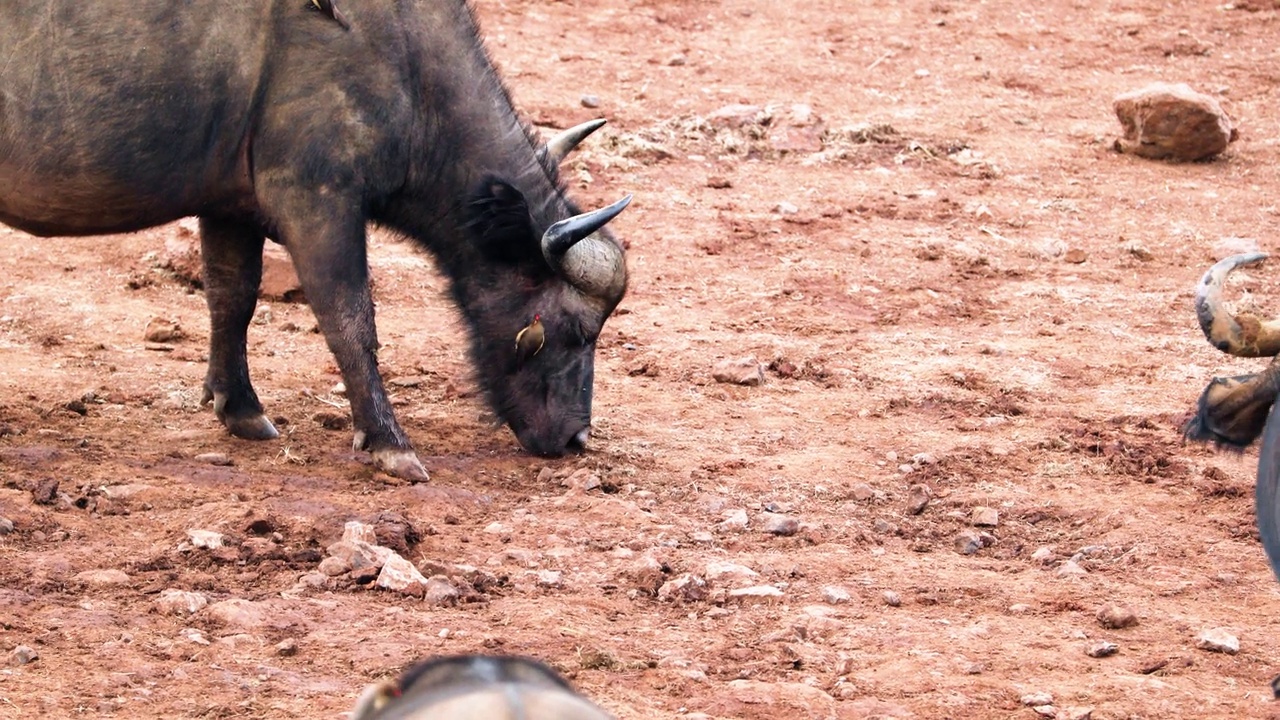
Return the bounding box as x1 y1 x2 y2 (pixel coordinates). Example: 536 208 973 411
468 177 539 264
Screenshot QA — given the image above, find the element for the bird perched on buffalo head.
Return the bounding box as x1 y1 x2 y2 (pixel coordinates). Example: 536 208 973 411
515 315 545 368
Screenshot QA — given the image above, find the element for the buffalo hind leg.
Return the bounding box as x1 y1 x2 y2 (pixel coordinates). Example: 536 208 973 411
198 217 279 440
271 202 427 482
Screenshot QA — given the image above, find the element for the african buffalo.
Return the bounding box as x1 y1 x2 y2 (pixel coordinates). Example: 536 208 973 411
0 0 631 481
1184 253 1280 582
351 655 614 720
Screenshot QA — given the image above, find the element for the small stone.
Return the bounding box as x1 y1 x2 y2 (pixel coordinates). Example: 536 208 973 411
706 561 761 586
331 381 346 395
562 468 601 491
1056 559 1088 577
1030 546 1055 564
275 639 299 657
193 452 232 466
342 521 379 546
718 508 749 531
666 53 687 66
706 176 732 189
1064 708 1094 720
423 575 461 606
327 539 392 570
580 94 601 109
0 517 13 535
318 555 352 577
1064 249 1087 264
712 357 764 386
708 104 763 129
206 599 267 629
1086 640 1119 658
954 530 983 555
186 529 225 549
1008 603 1032 615
849 483 875 502
376 553 430 596
1031 706 1057 719
1096 604 1138 629
536 570 564 588
1196 627 1239 654
971 507 999 527
1113 82 1236 162
761 513 800 536
883 590 902 607
905 484 932 515
658 573 707 603
74 569 131 586
821 586 851 605
773 201 800 215
143 317 184 343
11 645 37 665
625 554 667 595
872 518 898 535
155 589 209 616
898 463 915 474
728 585 784 604
1021 692 1054 707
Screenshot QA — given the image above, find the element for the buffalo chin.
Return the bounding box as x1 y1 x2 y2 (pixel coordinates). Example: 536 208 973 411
1183 374 1275 449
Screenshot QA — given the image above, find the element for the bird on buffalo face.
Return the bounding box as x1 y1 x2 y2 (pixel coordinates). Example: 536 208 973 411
515 314 545 368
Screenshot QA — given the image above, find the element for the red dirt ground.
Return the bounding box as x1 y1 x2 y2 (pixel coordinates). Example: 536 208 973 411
4 1 1280 718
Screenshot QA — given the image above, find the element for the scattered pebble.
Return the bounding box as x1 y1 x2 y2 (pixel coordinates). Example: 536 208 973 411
712 357 764 386
773 201 799 215
1056 560 1088 577
971 507 999 527
318 556 352 577
1086 640 1119 658
423 575 461 606
1096 604 1138 630
155 589 209 616
377 552 430 596
186 529 225 549
658 573 708 603
718 508 749 532
1113 82 1236 162
1064 248 1087 264
761 513 800 536
275 638 299 657
193 452 232 466
0 516 13 535
1196 627 1239 655
1021 692 1054 707
706 176 732 189
849 483 875 502
955 529 983 555
1031 706 1058 719
535 570 564 588
821 585 851 604
1008 603 1032 615
1030 546 1055 565
666 53 688 66
73 569 131 586
883 590 902 607
562 468 601 491
706 561 760 586
905 484 932 515
11 645 38 665
728 585 784 604
143 317 184 343
580 94 601 109
206 598 267 629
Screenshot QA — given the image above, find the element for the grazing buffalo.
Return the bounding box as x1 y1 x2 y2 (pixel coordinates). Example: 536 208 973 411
351 655 614 720
1184 253 1280 582
0 0 631 481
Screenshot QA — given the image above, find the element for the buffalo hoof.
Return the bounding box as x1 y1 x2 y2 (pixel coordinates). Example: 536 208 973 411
372 448 430 483
204 390 279 440
226 414 280 441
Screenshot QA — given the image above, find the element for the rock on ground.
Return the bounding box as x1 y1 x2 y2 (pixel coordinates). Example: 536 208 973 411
156 589 209 616
1195 627 1239 654
1113 82 1236 161
712 357 765 386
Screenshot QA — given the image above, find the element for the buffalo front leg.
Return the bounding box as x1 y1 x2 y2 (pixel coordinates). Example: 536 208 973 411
273 208 427 482
199 217 279 440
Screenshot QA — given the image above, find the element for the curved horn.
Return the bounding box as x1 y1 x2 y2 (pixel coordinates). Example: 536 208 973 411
540 119 607 167
541 195 632 297
1195 252 1280 357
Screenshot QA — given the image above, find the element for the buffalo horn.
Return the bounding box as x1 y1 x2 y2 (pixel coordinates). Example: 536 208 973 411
540 119 607 167
541 195 632 297
1195 252 1280 358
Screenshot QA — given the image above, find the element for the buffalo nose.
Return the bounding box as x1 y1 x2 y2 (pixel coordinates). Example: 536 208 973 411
566 427 591 453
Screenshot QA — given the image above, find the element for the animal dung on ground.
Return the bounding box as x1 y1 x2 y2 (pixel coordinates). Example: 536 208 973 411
1113 82 1237 162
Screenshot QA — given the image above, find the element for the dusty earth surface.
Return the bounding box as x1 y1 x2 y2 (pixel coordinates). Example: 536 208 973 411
5 0 1280 718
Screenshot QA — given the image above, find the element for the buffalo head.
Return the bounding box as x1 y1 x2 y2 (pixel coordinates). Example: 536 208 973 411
1185 252 1280 583
456 121 629 457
